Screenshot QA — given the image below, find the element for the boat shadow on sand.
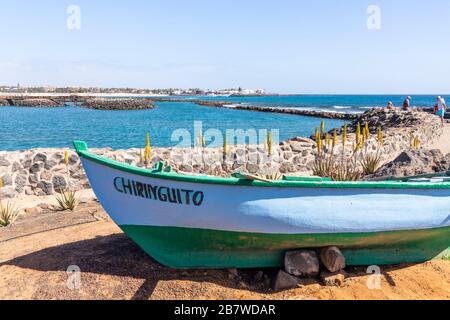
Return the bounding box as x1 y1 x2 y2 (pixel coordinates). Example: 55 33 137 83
1 233 270 299
0 232 412 299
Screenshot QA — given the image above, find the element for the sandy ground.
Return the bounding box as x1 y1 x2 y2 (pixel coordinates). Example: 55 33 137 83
0 202 449 300
426 123 450 155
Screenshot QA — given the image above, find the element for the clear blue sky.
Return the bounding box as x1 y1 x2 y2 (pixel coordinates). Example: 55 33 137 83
1 0 450 94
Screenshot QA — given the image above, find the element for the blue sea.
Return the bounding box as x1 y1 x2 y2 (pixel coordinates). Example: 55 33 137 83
0 95 446 151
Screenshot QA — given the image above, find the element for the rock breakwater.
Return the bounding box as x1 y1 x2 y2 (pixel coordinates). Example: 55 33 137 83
83 98 154 110
153 98 359 120
8 98 63 108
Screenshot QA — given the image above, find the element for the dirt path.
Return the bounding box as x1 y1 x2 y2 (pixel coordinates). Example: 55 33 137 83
0 203 449 300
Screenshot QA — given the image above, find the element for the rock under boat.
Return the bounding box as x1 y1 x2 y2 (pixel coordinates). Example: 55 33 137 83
74 141 450 269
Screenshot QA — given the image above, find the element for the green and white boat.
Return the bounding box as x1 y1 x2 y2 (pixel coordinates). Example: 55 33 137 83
74 141 450 269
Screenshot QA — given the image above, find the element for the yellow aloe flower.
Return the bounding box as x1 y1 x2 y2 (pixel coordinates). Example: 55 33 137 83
377 127 383 145
198 130 205 148
414 136 420 149
325 133 330 146
145 133 151 164
64 149 69 166
267 130 272 156
315 127 319 141
321 120 325 134
317 135 322 153
356 122 361 144
0 176 3 190
365 122 370 138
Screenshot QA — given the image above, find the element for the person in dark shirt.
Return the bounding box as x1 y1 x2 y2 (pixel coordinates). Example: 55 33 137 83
402 96 411 111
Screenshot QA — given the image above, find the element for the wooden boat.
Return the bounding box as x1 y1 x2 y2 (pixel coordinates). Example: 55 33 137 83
74 141 450 269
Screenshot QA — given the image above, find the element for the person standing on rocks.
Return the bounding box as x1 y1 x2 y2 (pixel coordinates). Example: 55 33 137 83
436 96 447 127
403 96 411 111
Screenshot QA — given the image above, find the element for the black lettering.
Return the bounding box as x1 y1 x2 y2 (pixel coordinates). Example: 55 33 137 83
193 191 204 206
113 177 124 193
135 182 145 198
176 189 182 204
158 187 168 202
121 178 133 195
114 177 204 206
167 188 178 203
181 189 193 205
143 183 149 198
148 184 158 199
132 181 137 196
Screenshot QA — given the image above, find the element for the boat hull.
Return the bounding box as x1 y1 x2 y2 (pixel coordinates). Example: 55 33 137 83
74 141 450 268
120 225 450 268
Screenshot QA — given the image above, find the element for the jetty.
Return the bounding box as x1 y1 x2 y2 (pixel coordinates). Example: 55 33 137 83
152 98 359 120
83 98 154 110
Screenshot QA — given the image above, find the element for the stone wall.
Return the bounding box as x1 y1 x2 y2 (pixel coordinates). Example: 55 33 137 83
83 98 154 110
0 108 443 199
322 108 443 163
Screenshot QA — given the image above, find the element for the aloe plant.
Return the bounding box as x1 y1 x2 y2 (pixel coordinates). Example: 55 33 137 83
55 189 78 211
313 124 385 181
0 201 20 227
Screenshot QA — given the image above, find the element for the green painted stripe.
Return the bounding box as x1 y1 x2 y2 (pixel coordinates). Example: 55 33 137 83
119 225 450 269
74 140 450 189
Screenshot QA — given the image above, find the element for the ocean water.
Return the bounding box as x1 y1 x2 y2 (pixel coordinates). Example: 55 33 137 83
0 95 446 151
0 101 343 151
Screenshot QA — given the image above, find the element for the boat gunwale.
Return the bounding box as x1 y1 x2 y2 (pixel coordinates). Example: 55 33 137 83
73 140 450 190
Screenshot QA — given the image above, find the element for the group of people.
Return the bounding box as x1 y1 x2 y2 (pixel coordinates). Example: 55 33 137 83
386 96 447 127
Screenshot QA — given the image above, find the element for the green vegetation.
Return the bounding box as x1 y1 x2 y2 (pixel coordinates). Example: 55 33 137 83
0 177 20 227
313 122 385 181
0 201 20 227
55 189 78 211
54 150 78 211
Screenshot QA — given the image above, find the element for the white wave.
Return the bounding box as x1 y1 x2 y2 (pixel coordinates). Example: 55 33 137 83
333 106 352 109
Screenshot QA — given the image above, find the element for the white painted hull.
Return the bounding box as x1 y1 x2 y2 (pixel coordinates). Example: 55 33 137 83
81 157 450 235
